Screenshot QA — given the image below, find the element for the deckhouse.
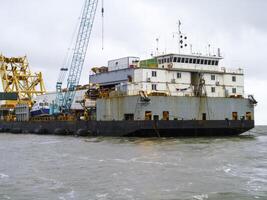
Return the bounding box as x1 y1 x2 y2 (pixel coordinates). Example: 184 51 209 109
90 53 244 98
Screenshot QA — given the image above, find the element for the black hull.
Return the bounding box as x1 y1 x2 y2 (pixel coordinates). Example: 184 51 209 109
0 120 254 137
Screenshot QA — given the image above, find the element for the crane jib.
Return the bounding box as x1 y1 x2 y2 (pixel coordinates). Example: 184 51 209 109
53 0 99 114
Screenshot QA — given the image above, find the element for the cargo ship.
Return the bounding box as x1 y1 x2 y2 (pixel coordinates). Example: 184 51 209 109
0 0 257 137
0 52 257 137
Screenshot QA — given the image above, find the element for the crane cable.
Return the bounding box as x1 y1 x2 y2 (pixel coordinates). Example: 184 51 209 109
60 3 86 84
101 0 104 50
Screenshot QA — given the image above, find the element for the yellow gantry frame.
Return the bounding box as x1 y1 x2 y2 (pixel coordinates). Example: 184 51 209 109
0 55 46 108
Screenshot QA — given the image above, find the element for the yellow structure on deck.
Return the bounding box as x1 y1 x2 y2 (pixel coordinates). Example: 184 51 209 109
0 55 46 108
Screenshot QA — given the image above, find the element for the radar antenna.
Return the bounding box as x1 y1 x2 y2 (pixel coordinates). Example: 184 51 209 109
173 20 188 53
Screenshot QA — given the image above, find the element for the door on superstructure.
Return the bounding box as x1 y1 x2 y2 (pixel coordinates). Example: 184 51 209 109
145 111 152 120
232 112 238 120
202 113 207 120
246 112 252 120
163 111 169 120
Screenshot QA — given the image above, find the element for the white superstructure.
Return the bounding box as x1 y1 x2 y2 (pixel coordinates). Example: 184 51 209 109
33 53 246 112
90 54 244 98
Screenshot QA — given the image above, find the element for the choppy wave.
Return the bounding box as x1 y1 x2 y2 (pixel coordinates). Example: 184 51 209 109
96 193 109 199
0 173 9 179
112 157 180 167
193 194 209 200
0 128 266 199
38 140 62 145
1 195 11 200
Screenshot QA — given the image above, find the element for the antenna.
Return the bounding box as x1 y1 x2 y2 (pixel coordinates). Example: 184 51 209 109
156 38 159 56
217 48 221 57
174 20 188 54
178 20 182 53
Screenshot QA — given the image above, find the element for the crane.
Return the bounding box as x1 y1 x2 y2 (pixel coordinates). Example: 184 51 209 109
52 0 99 114
0 55 46 108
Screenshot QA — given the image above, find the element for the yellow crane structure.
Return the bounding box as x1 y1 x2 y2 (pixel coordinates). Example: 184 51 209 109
0 54 46 108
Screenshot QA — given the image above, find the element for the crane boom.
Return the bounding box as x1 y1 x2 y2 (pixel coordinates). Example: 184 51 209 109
54 0 98 113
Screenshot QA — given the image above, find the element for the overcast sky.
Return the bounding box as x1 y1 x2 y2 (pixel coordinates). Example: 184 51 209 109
0 0 266 124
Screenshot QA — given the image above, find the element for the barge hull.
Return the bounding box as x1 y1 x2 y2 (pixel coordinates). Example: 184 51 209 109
0 120 254 137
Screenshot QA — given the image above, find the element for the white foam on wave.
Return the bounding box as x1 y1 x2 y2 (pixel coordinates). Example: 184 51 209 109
124 188 133 192
78 156 89 160
67 190 75 198
57 188 75 200
163 189 171 192
111 173 118 177
96 193 108 198
0 173 9 179
2 195 11 200
132 158 180 166
246 179 262 192
162 186 180 193
216 165 237 176
113 159 129 163
193 194 209 200
39 140 61 145
112 157 179 166
224 168 231 173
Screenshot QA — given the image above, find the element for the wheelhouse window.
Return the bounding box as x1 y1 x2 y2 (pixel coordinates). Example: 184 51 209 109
152 71 157 77
163 57 219 65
